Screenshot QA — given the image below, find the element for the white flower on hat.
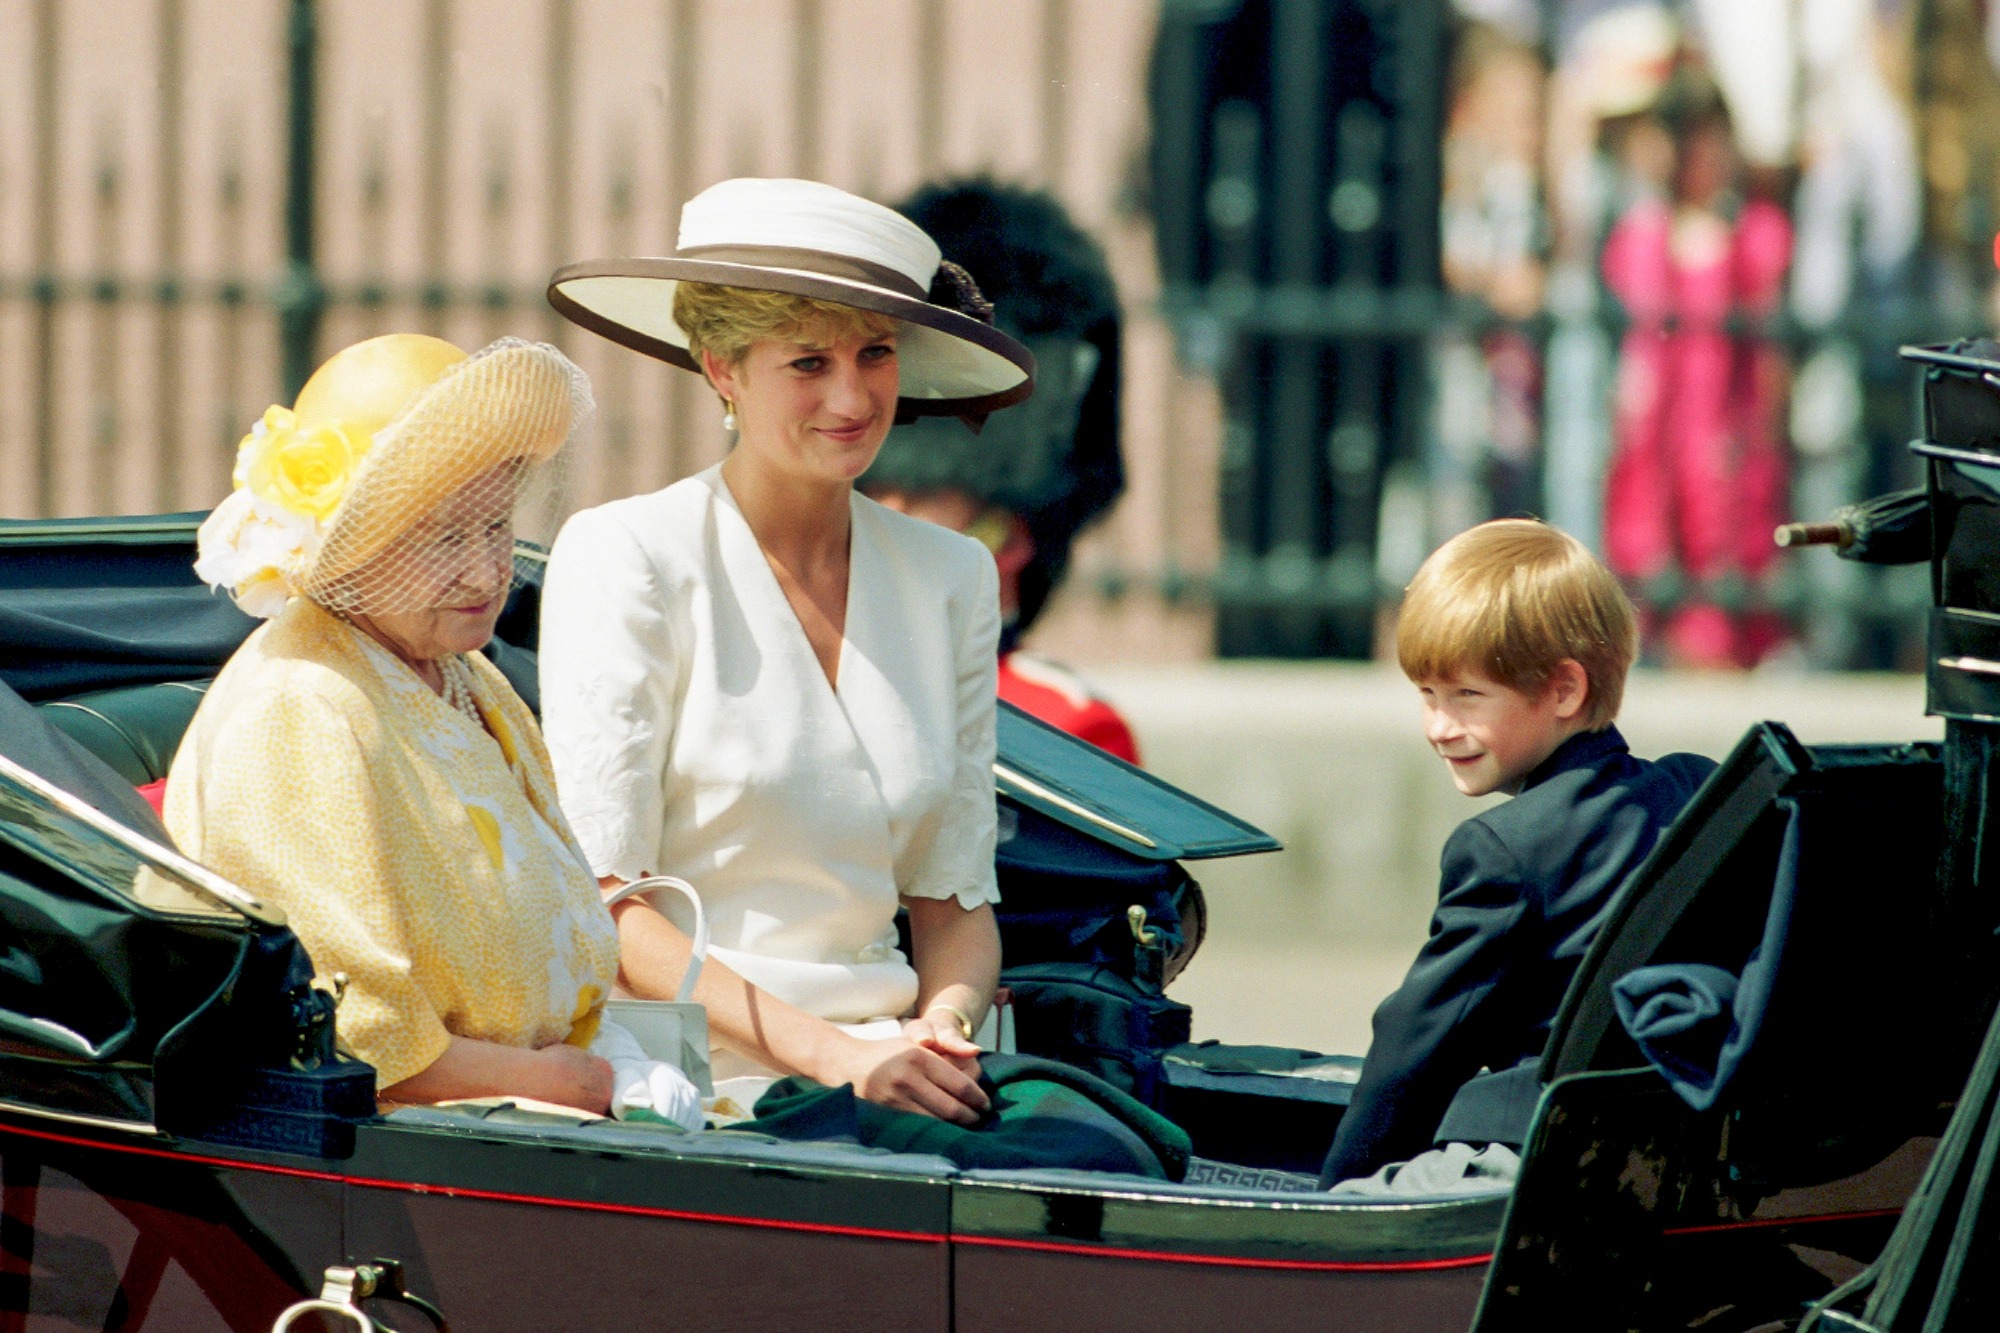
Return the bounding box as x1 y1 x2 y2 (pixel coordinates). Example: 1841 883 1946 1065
194 487 321 619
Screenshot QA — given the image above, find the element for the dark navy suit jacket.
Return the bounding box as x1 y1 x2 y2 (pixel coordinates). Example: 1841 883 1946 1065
1319 726 1714 1185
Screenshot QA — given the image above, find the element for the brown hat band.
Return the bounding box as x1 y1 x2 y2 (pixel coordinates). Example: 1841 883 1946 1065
675 244 931 301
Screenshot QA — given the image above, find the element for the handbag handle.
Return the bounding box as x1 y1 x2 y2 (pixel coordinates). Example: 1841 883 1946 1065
604 875 707 1004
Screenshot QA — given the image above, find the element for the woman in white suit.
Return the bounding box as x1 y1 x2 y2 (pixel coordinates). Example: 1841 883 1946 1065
541 179 1035 1122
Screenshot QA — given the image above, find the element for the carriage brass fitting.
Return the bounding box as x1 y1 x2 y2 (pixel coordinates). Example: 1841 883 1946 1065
1128 906 1166 989
270 1266 380 1333
285 1259 448 1333
327 971 350 1007
1772 520 1852 550
320 1265 380 1304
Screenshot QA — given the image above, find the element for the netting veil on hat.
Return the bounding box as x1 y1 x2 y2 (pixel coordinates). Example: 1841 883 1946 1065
196 336 590 619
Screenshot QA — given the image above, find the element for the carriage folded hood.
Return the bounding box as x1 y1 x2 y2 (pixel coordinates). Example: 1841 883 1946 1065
994 702 1279 862
0 754 341 1137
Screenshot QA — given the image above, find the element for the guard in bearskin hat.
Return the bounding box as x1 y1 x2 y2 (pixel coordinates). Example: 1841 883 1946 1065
862 178 1140 763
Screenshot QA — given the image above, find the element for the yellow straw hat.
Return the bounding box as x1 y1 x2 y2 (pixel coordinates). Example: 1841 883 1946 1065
195 335 587 618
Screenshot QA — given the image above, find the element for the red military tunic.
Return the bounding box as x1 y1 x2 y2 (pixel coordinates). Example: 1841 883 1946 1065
996 651 1140 765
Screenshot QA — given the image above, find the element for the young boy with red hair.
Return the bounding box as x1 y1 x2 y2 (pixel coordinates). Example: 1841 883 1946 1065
1322 520 1715 1193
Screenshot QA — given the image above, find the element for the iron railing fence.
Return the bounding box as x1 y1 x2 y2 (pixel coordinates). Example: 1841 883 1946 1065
0 0 1974 668
1121 291 1945 668
0 0 1104 528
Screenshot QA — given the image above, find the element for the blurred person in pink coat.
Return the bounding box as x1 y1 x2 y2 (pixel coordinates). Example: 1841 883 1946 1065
1601 68 1792 668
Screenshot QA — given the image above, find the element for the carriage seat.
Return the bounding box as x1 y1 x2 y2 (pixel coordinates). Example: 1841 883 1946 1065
37 681 208 788
1160 1042 1362 1176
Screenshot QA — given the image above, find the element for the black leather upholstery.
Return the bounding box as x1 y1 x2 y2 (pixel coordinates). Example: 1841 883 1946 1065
38 681 208 785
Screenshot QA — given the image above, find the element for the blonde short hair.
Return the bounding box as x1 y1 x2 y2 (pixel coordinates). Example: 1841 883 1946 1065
672 282 898 369
1396 519 1636 729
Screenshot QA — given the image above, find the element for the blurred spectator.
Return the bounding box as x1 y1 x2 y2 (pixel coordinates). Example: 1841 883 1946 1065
1791 0 1918 326
1917 0 2000 312
1687 0 1797 172
1428 1 1962 667
1787 0 1921 666
1600 65 1793 667
1442 24 1547 322
1428 22 1547 555
1541 3 1679 267
1535 3 1679 551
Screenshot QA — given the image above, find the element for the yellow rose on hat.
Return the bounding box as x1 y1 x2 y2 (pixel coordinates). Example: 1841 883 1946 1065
234 406 375 523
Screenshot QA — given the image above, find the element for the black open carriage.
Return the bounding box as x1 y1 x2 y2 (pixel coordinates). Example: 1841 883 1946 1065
0 515 1508 1333
8 339 2000 1331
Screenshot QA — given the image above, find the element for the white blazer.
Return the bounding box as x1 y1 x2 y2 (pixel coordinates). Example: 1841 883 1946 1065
538 464 1000 1032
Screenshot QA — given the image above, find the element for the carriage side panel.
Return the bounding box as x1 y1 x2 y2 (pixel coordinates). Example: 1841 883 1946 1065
949 1175 1500 1332
341 1119 954 1332
0 1117 339 1333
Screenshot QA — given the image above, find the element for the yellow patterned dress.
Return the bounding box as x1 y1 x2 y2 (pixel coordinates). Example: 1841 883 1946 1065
164 598 621 1091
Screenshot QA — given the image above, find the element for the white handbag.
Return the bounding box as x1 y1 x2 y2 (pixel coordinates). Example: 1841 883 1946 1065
601 875 714 1096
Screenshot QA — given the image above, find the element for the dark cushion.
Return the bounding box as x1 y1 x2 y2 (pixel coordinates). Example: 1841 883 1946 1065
1613 797 1803 1112
38 681 208 786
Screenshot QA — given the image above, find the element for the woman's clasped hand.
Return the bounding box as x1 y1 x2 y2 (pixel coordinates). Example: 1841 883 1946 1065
383 1037 616 1116
827 1031 989 1126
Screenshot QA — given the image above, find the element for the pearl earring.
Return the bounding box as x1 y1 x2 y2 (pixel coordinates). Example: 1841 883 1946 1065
722 399 737 433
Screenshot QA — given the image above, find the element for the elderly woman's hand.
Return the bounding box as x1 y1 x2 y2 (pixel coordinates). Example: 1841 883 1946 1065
382 1035 616 1116
829 1035 989 1125
524 1043 617 1115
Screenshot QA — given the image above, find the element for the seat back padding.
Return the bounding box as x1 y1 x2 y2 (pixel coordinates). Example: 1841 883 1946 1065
38 681 208 786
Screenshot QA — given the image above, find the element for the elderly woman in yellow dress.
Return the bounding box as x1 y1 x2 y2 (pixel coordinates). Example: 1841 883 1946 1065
166 333 700 1127
541 178 1035 1122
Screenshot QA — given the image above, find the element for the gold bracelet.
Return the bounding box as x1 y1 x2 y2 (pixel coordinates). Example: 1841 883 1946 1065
925 1002 975 1041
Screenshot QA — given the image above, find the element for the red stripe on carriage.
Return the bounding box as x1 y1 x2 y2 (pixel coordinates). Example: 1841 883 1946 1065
0 1119 1495 1272
1659 1208 1906 1237
3 1120 1893 1271
0 1120 946 1244
345 1178 951 1244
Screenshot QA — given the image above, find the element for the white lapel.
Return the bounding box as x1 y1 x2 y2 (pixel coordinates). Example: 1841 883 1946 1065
834 499 951 843
706 469 896 856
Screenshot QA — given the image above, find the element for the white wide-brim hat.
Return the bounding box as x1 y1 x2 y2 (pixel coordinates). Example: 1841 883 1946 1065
547 177 1035 421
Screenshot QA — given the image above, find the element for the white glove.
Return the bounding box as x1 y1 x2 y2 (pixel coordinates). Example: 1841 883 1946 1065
591 1020 705 1132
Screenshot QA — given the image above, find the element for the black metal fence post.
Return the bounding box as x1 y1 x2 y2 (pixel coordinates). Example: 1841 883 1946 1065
1150 0 1449 658
30 0 60 517
155 0 187 511
278 0 322 403
1263 0 1330 656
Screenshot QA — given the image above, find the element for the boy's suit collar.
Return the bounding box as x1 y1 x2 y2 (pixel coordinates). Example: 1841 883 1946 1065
1519 725 1628 793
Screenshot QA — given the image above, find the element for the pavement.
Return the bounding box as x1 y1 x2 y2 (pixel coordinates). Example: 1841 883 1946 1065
1081 663 1940 1057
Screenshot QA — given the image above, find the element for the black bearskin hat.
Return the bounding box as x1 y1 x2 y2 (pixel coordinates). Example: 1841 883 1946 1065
864 178 1125 638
